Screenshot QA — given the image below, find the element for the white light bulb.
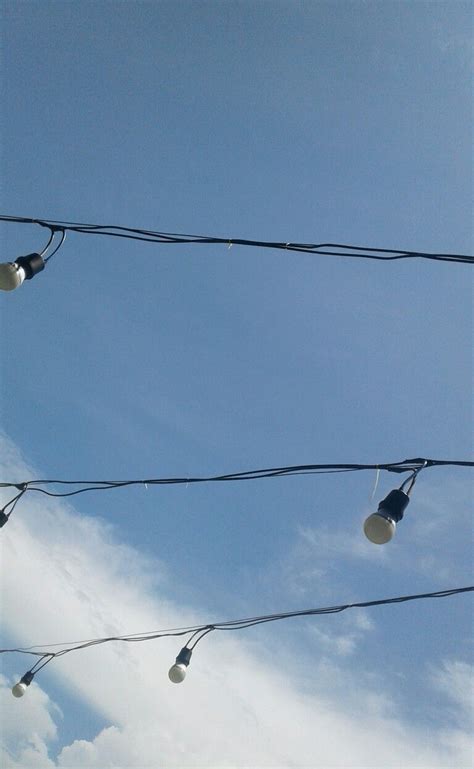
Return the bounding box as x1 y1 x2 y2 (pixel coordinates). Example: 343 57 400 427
0 262 26 291
168 663 187 684
12 681 28 698
363 511 396 544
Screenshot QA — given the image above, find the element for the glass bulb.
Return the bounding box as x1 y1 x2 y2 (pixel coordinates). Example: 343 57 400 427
0 262 26 291
168 663 187 684
363 511 396 544
12 681 28 698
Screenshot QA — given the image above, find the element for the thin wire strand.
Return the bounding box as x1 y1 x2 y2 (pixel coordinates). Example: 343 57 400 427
369 468 381 502
1 215 472 264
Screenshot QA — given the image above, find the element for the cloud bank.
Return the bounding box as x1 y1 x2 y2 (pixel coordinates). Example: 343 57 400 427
0 434 472 768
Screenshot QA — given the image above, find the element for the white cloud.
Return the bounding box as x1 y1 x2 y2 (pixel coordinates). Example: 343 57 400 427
1 433 473 768
431 660 474 727
0 674 58 769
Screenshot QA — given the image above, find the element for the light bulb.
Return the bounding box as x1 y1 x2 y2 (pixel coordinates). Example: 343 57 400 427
168 663 187 683
168 646 192 684
363 489 410 545
0 253 45 291
364 511 396 544
0 262 26 291
11 671 34 697
12 681 28 698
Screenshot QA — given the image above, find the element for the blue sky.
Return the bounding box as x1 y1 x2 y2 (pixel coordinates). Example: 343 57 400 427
0 1 472 766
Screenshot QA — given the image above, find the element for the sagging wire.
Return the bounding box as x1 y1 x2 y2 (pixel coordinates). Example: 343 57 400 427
1 214 473 267
4 586 473 694
0 457 472 532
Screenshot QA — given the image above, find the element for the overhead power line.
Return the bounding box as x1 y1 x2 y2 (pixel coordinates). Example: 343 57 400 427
4 586 473 696
1 213 473 265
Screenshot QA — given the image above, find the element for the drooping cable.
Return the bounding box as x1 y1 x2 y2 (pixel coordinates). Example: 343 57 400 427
1 214 472 264
0 457 472 526
2 587 472 675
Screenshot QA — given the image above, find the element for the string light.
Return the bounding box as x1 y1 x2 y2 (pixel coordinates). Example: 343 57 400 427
363 463 427 544
3 586 472 696
0 214 472 291
1 216 471 709
11 671 35 698
0 227 66 291
0 457 472 531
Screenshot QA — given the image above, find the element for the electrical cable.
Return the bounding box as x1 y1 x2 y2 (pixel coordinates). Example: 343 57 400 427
2 587 472 676
1 214 472 264
43 229 66 262
399 460 428 495
1 457 472 525
38 228 56 258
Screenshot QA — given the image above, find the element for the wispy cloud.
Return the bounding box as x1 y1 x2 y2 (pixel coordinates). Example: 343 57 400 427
276 473 473 604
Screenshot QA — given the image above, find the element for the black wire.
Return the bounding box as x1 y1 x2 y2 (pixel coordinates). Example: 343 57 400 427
38 229 56 257
399 461 428 495
2 587 472 662
3 457 473 495
211 586 474 630
1 458 472 524
30 655 55 674
43 229 66 262
188 626 215 650
1 487 27 520
1 214 472 264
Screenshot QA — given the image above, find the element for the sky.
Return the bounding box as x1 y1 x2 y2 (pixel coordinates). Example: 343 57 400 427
0 1 473 767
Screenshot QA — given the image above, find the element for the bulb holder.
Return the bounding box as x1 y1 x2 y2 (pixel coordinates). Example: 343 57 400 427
168 647 192 684
0 511 8 528
175 647 192 667
0 253 45 291
377 489 410 522
15 253 45 280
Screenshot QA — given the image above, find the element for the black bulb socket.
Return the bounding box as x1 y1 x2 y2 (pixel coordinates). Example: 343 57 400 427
20 671 35 686
0 511 8 528
377 489 410 523
175 647 192 667
15 253 45 280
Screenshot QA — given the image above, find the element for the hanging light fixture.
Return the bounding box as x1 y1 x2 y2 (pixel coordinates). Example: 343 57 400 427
168 647 192 684
363 464 426 544
363 489 410 544
0 228 65 291
11 671 35 698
